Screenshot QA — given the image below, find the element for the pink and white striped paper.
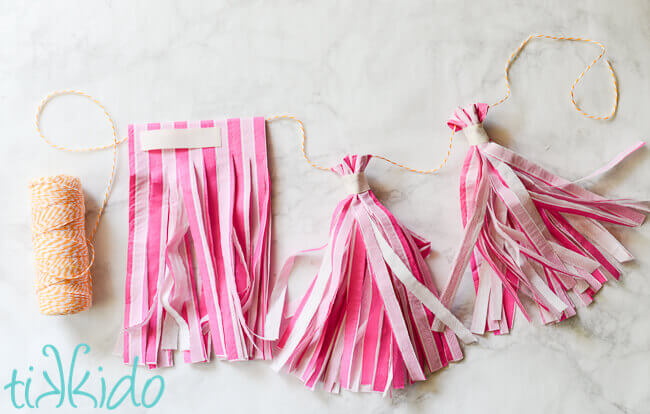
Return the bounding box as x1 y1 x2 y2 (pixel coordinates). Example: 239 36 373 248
119 117 272 368
432 103 648 335
268 155 472 394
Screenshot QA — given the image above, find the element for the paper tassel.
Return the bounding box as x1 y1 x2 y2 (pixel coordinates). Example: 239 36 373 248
119 118 272 367
266 155 475 393
431 104 648 335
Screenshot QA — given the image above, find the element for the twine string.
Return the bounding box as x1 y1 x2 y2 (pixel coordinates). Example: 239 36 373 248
30 175 94 314
35 89 126 240
492 34 618 120
267 115 456 174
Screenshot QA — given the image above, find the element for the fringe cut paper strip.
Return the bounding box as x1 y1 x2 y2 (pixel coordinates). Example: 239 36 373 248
431 103 648 335
265 155 475 394
118 117 272 368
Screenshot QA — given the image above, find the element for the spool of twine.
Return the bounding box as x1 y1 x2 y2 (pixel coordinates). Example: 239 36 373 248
32 90 126 315
30 175 93 315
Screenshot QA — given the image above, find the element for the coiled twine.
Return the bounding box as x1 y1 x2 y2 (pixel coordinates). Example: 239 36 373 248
30 175 93 315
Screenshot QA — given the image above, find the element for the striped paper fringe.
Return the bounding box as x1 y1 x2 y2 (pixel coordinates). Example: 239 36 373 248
266 155 475 394
118 118 272 368
432 104 648 335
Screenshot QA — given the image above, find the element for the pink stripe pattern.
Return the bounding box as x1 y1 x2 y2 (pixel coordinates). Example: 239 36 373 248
432 103 648 335
270 155 464 393
119 117 272 367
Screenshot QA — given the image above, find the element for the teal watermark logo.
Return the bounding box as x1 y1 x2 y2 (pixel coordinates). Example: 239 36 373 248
3 344 164 410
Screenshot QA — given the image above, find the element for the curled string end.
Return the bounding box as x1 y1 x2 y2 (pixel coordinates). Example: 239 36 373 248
490 34 619 121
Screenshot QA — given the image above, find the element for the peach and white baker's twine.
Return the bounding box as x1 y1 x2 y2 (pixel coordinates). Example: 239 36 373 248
492 34 618 120
32 90 123 315
30 175 94 315
267 115 456 174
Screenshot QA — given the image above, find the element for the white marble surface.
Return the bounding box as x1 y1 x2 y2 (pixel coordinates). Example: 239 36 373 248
1 1 649 413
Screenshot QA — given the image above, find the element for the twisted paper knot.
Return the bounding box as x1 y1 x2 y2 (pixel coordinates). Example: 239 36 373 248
332 154 372 194
447 103 490 145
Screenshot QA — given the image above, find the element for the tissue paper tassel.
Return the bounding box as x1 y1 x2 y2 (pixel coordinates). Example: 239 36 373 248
431 103 648 335
119 118 272 367
267 155 475 393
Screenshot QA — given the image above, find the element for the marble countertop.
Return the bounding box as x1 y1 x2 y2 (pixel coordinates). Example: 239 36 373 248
1 1 649 413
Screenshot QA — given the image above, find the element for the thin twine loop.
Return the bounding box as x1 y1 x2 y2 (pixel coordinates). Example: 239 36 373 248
492 34 619 120
267 115 455 174
35 89 127 239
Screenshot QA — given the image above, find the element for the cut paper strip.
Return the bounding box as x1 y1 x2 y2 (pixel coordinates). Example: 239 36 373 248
119 117 272 368
267 155 469 393
432 103 648 335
